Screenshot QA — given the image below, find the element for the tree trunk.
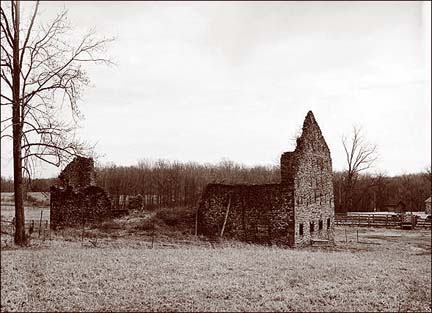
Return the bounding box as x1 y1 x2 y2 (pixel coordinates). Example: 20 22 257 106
344 174 356 212
12 0 26 246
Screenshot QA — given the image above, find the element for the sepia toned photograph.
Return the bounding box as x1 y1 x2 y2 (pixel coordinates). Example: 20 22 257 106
0 1 431 312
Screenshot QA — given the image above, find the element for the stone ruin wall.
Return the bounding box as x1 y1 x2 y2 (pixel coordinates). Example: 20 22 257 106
197 184 294 245
58 156 96 189
284 112 335 247
50 157 112 228
197 111 335 247
50 185 112 227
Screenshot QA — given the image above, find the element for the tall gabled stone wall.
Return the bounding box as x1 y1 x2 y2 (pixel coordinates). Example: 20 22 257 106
283 112 335 247
197 111 335 247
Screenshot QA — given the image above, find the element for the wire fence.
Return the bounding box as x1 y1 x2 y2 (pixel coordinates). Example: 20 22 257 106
1 218 51 242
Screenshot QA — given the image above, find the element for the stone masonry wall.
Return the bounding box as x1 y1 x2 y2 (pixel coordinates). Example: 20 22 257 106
197 111 334 247
50 157 112 228
197 184 294 245
50 185 112 227
284 111 335 247
58 156 96 189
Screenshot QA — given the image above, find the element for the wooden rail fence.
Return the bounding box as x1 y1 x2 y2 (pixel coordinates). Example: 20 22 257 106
335 213 431 229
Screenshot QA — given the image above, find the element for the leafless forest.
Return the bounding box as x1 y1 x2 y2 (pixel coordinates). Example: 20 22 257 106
1 161 430 212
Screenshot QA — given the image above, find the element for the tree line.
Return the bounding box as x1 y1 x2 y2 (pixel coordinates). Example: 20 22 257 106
1 176 58 193
3 160 430 212
96 159 280 209
333 170 431 213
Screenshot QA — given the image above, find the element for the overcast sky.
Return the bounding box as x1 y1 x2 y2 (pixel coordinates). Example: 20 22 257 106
1 1 431 178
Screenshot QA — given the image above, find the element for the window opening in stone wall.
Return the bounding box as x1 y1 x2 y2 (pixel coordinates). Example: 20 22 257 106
299 223 304 236
310 221 315 233
319 220 323 230
327 218 330 229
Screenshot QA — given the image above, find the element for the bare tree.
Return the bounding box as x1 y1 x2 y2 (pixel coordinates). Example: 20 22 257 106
1 1 113 245
342 126 378 212
424 165 431 183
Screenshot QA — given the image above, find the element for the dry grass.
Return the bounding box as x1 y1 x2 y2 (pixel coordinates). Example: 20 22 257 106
1 192 50 207
1 227 430 312
1 192 50 225
1 205 50 224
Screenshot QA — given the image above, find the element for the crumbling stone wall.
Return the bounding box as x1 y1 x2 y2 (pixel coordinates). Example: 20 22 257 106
197 111 334 247
284 112 335 247
50 185 112 227
50 157 112 228
426 198 431 214
58 156 96 189
198 184 293 245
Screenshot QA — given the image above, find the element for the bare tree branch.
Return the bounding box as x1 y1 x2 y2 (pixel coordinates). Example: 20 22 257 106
341 126 378 212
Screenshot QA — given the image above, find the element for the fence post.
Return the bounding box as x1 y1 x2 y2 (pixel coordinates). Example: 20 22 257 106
38 210 43 238
30 220 34 234
81 220 85 244
345 228 347 243
151 220 155 249
356 229 358 242
194 207 198 237
385 215 388 228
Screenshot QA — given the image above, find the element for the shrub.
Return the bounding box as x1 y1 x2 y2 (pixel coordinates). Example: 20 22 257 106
128 194 144 211
134 219 155 231
155 207 195 227
98 221 122 233
25 194 48 207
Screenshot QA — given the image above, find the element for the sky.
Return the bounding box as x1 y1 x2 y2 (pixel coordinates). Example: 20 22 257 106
1 1 431 178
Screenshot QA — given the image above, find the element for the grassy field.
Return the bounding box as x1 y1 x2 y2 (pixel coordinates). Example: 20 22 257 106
1 226 430 312
1 192 50 223
1 192 50 206
1 205 50 223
